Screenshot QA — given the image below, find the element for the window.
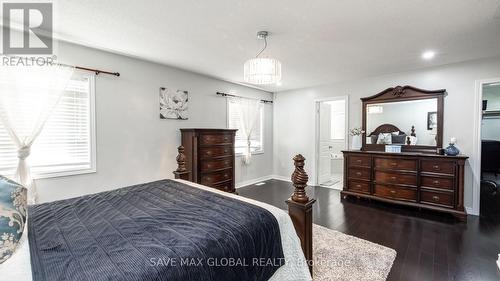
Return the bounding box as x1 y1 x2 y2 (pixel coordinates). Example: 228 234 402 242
227 99 264 155
0 72 96 178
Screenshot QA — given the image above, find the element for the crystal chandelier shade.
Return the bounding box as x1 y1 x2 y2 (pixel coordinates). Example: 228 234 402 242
244 57 282 85
243 31 282 85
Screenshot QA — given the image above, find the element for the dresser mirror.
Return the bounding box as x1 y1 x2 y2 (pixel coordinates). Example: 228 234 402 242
361 86 445 152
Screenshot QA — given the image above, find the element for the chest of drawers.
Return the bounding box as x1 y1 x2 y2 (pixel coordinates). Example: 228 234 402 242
342 151 468 221
180 129 237 193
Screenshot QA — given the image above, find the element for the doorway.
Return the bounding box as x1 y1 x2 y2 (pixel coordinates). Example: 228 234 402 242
479 82 500 219
315 96 348 189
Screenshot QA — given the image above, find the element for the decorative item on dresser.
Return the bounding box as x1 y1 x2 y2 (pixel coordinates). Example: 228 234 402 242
178 128 237 193
343 85 469 221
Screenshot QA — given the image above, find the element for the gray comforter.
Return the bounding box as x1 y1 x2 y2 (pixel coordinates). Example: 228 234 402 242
28 179 284 281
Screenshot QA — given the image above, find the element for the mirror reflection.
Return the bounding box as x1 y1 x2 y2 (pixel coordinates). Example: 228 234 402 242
366 98 438 146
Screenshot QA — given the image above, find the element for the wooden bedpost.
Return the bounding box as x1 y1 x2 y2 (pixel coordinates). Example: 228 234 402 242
173 146 190 180
286 154 316 275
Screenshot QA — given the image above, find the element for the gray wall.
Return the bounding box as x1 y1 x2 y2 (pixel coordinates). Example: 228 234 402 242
36 41 274 203
273 57 500 211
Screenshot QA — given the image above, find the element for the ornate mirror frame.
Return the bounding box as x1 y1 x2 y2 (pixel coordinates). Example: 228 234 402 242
361 85 446 153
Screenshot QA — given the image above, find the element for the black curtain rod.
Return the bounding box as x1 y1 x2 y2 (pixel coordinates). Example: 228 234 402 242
216 92 273 104
59 63 120 77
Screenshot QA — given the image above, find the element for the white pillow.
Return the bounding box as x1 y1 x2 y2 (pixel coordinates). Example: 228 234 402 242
377 133 392 144
391 131 400 136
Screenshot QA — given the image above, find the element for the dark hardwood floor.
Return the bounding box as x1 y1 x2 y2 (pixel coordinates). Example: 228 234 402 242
238 179 500 281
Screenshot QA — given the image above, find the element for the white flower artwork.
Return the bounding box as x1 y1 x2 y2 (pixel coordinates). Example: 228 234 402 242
159 87 188 120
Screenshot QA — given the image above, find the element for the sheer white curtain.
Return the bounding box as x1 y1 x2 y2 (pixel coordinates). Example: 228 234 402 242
230 97 262 165
0 64 74 204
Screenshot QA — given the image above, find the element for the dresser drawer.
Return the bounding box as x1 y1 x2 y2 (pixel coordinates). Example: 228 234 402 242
348 168 371 180
348 155 371 167
200 134 232 145
200 146 232 159
200 158 232 172
421 160 455 175
420 190 454 208
211 180 233 192
347 180 370 194
201 169 232 185
374 158 417 171
421 176 454 190
374 171 417 186
374 185 417 202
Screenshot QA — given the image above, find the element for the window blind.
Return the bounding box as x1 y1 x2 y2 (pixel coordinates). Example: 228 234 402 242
227 99 264 154
0 74 94 177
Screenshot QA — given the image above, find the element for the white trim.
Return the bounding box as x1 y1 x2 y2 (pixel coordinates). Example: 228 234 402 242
313 96 349 187
471 77 500 216
271 174 292 183
235 175 275 188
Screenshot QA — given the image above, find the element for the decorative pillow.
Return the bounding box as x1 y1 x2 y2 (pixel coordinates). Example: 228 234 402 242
370 135 379 144
391 131 400 136
377 133 392 144
392 134 407 144
0 176 27 264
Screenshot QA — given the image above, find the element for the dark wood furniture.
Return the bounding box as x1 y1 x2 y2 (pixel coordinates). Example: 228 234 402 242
344 85 469 221
362 85 445 153
286 154 316 275
177 128 237 193
174 149 316 275
342 150 468 221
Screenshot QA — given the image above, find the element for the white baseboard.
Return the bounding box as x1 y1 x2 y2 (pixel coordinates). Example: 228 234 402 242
235 175 275 189
465 206 479 216
270 175 291 183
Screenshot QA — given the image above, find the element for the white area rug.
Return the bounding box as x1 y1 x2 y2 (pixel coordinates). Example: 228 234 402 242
313 224 397 281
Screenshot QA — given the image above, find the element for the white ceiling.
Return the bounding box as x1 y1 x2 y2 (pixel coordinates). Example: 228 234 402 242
51 0 500 92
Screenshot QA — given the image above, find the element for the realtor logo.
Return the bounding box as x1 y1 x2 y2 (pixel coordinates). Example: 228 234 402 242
2 3 53 54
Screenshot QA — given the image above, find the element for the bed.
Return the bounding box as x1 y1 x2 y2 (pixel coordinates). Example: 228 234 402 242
0 154 314 281
367 124 409 145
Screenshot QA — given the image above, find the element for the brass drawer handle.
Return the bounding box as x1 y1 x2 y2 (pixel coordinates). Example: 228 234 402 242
356 159 362 163
224 149 229 153
356 172 362 176
433 180 440 185
432 195 440 201
355 184 362 188
390 176 397 181
390 190 396 194
433 165 440 170
206 177 212 181
224 173 229 178
390 162 398 166
206 164 212 168
206 151 212 155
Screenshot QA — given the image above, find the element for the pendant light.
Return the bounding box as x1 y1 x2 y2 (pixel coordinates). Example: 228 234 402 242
243 31 282 85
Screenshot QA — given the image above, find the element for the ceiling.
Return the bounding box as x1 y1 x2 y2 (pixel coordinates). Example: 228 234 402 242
49 0 500 92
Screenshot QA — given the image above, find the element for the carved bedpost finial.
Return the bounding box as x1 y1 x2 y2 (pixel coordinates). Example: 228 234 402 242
175 146 187 172
291 154 309 203
287 154 315 274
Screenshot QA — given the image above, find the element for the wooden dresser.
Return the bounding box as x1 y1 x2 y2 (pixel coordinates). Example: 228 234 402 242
180 129 237 193
342 151 468 221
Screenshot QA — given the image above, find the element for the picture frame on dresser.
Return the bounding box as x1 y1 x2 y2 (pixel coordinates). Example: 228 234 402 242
342 86 468 221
